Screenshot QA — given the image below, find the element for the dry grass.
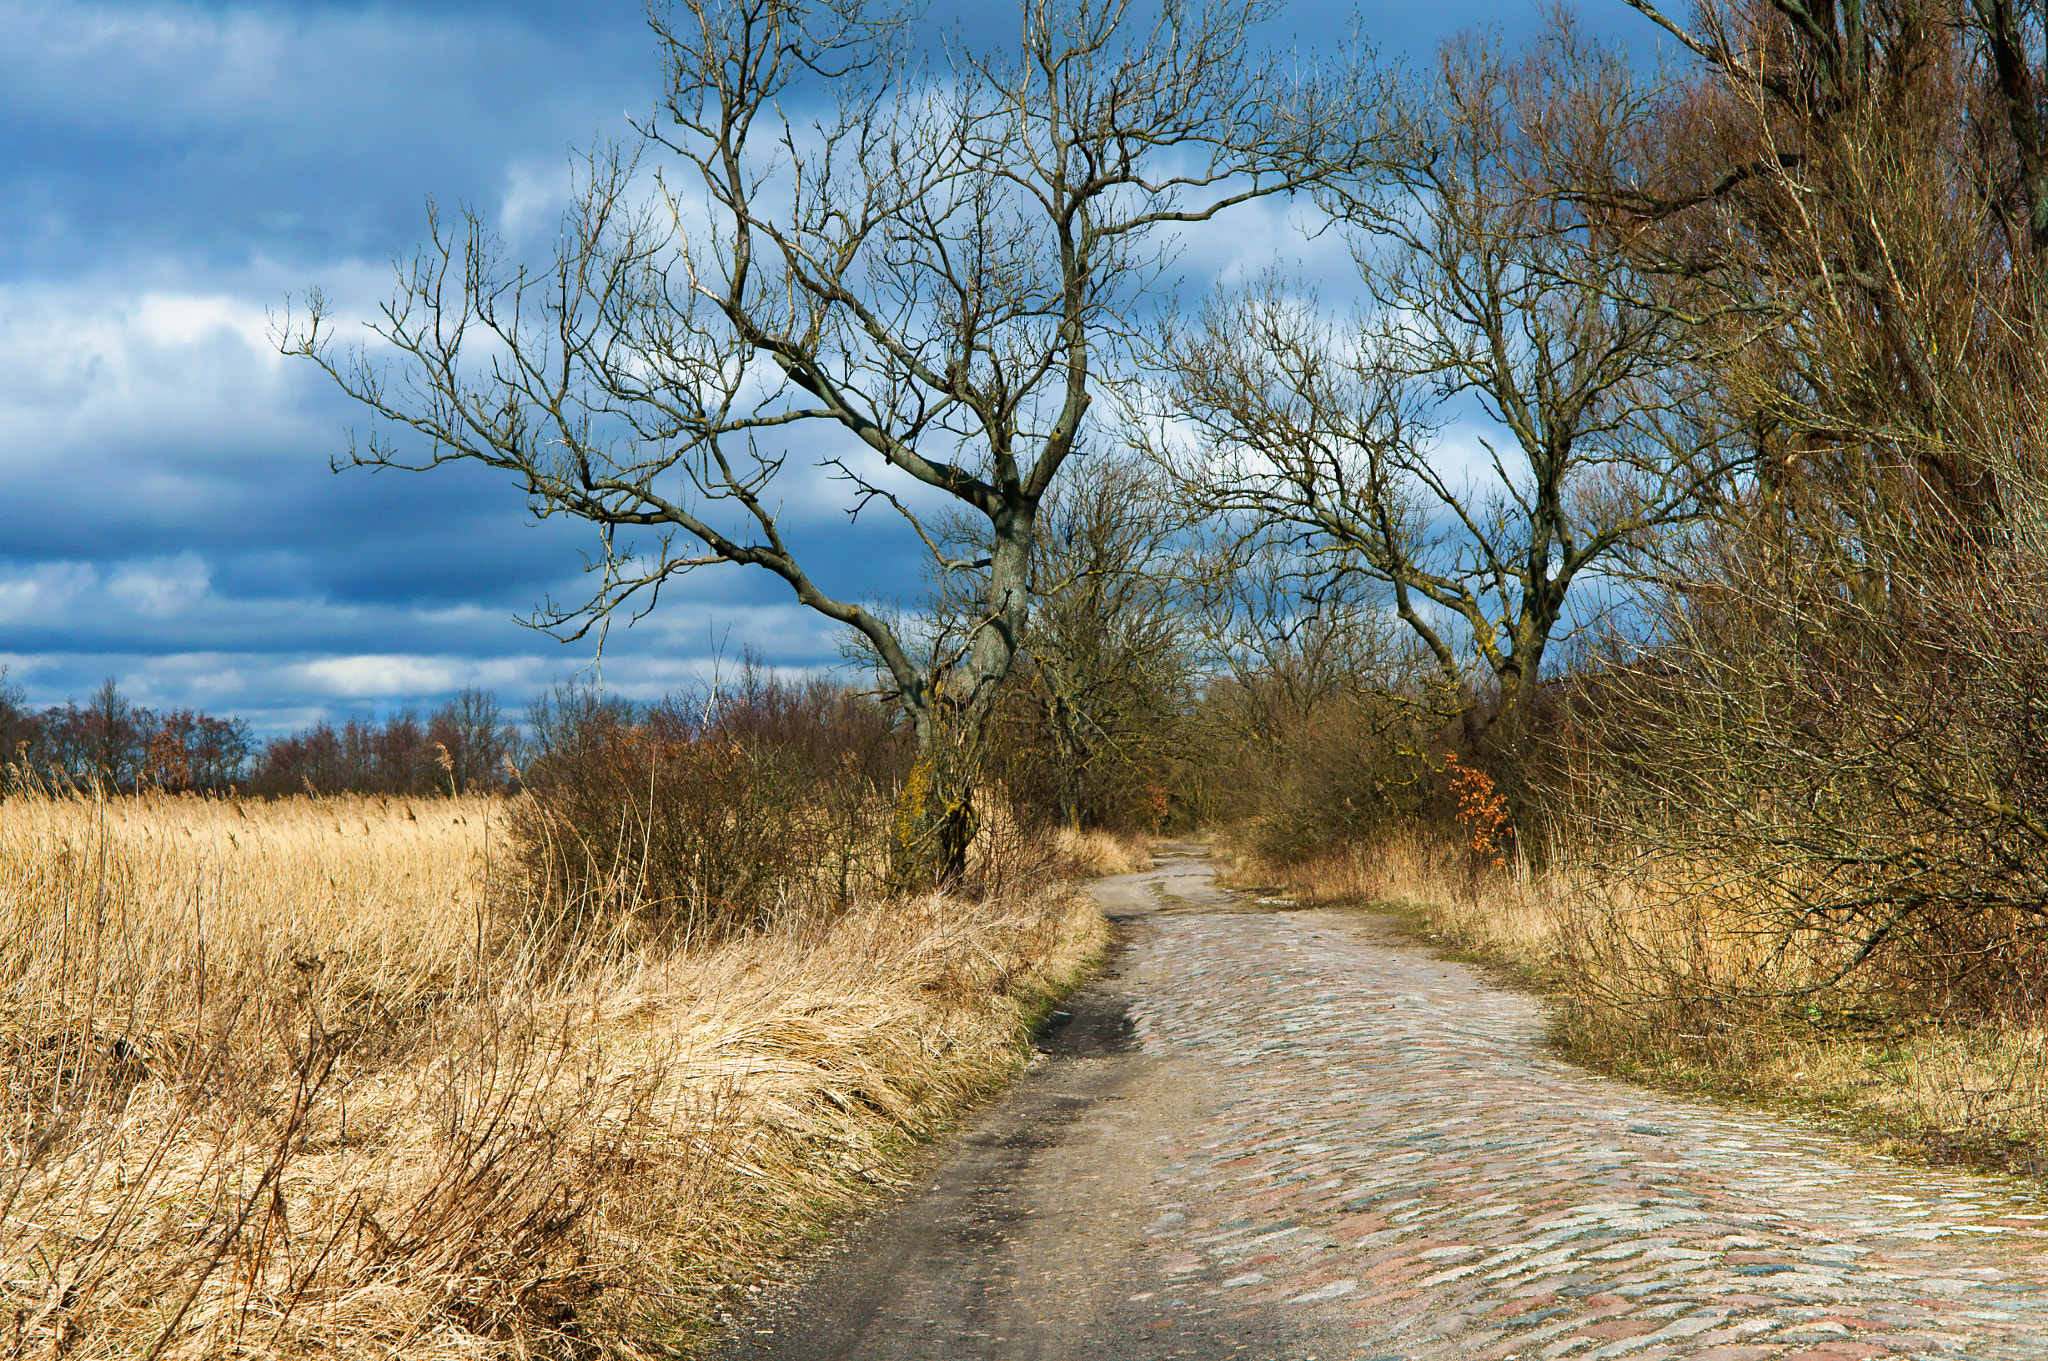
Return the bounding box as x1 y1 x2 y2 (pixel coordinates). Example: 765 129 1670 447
1048 827 1155 879
1223 830 1565 967
0 791 1106 1359
1227 827 2048 1175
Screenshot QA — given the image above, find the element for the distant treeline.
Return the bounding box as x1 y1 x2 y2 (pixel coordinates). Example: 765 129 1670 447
0 671 519 797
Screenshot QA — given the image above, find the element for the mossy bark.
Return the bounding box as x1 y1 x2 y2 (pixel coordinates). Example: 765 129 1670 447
890 744 980 888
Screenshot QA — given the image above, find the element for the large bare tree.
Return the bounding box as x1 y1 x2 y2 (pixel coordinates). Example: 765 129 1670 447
1162 21 1743 762
284 0 1383 880
1544 0 2048 1015
1608 0 2048 536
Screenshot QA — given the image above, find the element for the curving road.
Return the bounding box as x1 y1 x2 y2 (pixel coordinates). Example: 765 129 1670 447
710 846 2048 1359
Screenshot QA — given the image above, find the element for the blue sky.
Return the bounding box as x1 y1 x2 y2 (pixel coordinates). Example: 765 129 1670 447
0 0 1646 732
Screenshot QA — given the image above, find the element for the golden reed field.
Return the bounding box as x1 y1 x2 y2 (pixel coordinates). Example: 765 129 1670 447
0 792 1106 1359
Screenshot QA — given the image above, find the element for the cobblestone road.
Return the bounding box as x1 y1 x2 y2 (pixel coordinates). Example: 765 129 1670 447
1114 851 2048 1359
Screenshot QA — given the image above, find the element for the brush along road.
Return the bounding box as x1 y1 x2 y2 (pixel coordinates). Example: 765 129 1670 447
710 847 2048 1359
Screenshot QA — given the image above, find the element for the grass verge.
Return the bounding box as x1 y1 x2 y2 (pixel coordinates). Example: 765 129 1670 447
1221 828 2048 1182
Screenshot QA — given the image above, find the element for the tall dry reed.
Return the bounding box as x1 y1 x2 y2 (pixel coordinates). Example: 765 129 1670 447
1048 827 1155 879
0 791 1104 1359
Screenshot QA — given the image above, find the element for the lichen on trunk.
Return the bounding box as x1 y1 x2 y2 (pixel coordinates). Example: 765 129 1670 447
890 748 981 887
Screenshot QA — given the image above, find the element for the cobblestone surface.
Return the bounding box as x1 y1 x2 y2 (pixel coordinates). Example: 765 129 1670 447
1119 859 2048 1359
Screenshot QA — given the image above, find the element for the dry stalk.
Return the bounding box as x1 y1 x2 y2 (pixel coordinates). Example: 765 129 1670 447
0 791 1104 1358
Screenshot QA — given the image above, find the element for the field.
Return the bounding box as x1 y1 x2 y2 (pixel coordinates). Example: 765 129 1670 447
0 792 1106 1359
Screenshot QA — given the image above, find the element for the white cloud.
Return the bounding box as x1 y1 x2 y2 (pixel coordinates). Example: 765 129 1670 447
0 275 312 458
0 562 95 625
105 553 212 619
0 556 227 629
289 653 547 700
0 549 867 728
129 292 277 355
0 0 497 138
1180 195 1361 296
500 159 574 244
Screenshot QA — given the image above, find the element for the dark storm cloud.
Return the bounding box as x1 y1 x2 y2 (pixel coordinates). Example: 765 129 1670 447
0 0 1645 729
0 0 653 272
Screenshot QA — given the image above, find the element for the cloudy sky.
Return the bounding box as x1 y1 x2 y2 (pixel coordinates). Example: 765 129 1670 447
0 0 1647 732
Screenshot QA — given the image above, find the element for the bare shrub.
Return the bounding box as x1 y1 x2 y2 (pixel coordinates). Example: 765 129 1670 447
1170 535 1451 863
509 674 908 942
1556 517 2048 1031
1201 675 1438 867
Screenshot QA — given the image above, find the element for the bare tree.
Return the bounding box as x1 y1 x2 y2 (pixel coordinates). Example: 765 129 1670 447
284 0 1384 881
84 678 143 788
1607 0 2048 537
1163 21 1742 763
1180 523 1441 738
428 687 515 794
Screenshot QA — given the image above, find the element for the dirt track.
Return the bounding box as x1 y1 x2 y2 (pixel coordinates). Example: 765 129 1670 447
709 847 2048 1359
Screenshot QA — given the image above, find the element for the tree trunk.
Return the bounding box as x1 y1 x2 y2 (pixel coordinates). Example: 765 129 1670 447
887 504 1035 888
890 710 983 888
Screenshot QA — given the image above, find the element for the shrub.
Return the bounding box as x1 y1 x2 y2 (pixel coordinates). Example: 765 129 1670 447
1198 676 1436 865
1561 513 2048 1027
508 674 909 941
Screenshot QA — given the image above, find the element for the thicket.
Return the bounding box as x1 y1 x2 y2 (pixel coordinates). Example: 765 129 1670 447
249 687 519 797
1175 550 1448 862
509 671 912 940
1527 0 2048 1059
2 679 521 799
1 672 254 794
